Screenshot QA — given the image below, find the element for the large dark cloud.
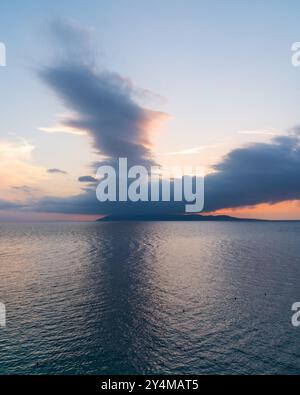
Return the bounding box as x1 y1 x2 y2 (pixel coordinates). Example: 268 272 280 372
40 20 166 168
204 132 300 211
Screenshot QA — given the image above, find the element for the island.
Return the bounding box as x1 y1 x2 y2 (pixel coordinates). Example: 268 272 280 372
96 214 263 222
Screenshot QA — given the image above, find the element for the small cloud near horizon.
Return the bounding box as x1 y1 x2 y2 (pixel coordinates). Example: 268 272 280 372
78 175 97 183
47 168 68 175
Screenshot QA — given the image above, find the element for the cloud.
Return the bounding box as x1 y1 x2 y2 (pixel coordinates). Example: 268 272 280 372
12 185 39 194
0 200 25 210
78 175 97 183
49 19 96 67
47 168 68 174
35 188 186 215
165 144 220 156
237 129 280 136
39 125 86 136
32 130 300 216
39 19 167 169
0 138 34 159
0 138 47 202
204 131 300 211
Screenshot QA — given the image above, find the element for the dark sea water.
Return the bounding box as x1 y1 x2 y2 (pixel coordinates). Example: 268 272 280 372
0 221 300 374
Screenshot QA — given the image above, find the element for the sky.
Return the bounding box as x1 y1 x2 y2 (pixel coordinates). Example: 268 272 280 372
1 0 300 220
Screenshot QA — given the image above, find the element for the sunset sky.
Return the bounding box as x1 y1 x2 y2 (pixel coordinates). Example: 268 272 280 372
1 0 300 220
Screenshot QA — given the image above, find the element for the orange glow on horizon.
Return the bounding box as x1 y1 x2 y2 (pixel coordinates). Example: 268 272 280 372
210 200 300 220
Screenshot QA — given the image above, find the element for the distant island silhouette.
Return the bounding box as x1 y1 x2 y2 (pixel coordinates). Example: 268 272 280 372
96 214 264 222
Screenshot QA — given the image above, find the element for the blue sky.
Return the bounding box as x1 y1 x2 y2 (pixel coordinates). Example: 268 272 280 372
1 0 300 219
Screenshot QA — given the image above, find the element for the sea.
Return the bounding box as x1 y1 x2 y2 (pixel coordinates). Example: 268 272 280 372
0 221 300 374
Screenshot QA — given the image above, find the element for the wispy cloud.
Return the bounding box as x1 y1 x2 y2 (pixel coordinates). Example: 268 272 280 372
0 200 25 210
0 138 47 202
165 144 220 156
0 138 35 159
39 125 87 136
237 129 281 136
12 185 39 194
